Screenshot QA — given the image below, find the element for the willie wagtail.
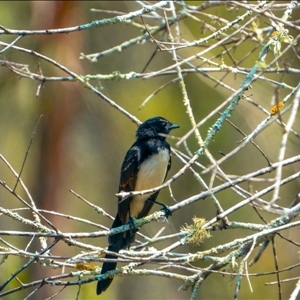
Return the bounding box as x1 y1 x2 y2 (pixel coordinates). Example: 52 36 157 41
96 116 179 295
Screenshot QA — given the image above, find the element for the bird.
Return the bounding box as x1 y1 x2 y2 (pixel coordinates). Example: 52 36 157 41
96 116 179 295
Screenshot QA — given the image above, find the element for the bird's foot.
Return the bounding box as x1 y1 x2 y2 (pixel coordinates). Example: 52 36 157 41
128 216 136 234
161 204 172 218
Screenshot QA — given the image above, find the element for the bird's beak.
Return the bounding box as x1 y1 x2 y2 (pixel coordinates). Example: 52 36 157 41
169 124 180 130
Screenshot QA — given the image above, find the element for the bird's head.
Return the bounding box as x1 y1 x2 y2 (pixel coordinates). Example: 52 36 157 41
136 116 179 140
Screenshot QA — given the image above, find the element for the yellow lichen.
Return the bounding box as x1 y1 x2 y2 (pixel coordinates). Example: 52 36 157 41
270 102 284 115
181 217 211 246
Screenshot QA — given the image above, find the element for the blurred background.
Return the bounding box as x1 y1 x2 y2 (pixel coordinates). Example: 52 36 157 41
0 1 299 299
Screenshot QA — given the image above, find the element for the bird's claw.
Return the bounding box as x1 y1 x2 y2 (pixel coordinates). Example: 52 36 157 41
128 216 135 233
161 204 172 218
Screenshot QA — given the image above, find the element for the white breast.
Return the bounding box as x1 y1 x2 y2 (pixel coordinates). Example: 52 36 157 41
130 148 169 218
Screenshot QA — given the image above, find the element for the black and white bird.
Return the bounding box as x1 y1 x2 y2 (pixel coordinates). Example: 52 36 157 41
96 116 179 295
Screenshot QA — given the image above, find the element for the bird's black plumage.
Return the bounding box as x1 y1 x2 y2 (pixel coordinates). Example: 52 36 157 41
96 116 179 295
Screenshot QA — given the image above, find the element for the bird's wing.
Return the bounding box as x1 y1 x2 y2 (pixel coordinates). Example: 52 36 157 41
166 150 172 174
117 145 140 223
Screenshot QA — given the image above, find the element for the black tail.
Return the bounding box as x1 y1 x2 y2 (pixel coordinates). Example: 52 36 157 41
96 244 119 295
96 214 134 295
